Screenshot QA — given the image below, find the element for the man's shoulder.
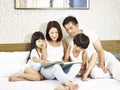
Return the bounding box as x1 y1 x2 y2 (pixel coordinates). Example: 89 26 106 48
83 29 97 35
64 36 73 45
64 35 73 40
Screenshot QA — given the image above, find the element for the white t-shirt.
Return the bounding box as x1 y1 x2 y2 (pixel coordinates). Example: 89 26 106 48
46 41 64 62
83 30 99 57
27 48 41 71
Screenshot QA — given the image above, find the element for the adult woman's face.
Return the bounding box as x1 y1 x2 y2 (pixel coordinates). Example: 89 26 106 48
49 27 59 41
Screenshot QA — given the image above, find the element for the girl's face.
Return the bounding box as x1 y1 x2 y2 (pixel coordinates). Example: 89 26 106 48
64 22 79 37
49 28 59 41
36 39 45 49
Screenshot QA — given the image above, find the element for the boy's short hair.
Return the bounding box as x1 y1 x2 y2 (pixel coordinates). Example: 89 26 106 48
73 33 89 49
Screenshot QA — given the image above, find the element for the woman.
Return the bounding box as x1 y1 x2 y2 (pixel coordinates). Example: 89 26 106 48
40 21 80 90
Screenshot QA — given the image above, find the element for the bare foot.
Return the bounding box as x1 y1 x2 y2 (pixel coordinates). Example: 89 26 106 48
72 83 79 90
64 81 79 90
9 73 21 81
9 77 27 82
9 73 26 81
40 74 45 80
54 84 67 90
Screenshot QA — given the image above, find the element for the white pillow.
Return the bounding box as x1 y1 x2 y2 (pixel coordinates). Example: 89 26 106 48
0 51 29 77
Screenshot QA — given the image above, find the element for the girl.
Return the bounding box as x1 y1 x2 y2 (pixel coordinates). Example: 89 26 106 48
40 21 79 90
9 31 46 81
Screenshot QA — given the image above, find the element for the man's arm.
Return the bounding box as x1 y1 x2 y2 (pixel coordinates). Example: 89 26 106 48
93 39 107 73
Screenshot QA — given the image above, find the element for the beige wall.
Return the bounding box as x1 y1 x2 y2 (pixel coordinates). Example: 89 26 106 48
0 0 120 44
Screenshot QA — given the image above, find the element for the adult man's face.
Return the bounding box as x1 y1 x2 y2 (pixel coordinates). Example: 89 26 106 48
64 22 79 37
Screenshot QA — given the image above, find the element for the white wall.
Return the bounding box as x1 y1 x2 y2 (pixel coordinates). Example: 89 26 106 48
0 0 120 44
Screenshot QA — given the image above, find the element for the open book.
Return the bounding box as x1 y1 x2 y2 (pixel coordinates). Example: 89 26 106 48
41 61 81 68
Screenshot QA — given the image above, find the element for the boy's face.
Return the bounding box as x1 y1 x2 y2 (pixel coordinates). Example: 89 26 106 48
64 22 79 37
74 44 84 51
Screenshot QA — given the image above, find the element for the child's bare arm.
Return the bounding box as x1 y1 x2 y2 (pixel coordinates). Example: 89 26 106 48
81 51 87 71
32 57 41 62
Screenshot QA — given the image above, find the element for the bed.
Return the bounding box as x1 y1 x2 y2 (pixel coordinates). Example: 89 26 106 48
0 40 120 90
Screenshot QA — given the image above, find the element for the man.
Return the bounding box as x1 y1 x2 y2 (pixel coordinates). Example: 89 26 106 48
62 15 120 81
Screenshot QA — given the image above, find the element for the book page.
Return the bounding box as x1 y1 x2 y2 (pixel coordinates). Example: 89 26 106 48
41 61 81 68
61 61 81 68
41 61 63 68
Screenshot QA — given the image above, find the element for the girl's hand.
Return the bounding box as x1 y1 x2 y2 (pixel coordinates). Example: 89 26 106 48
42 41 47 49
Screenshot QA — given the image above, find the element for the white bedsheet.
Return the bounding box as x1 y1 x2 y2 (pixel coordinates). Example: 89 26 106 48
0 77 120 90
0 52 120 90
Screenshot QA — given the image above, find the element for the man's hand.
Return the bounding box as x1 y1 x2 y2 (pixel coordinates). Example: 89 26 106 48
99 64 108 73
